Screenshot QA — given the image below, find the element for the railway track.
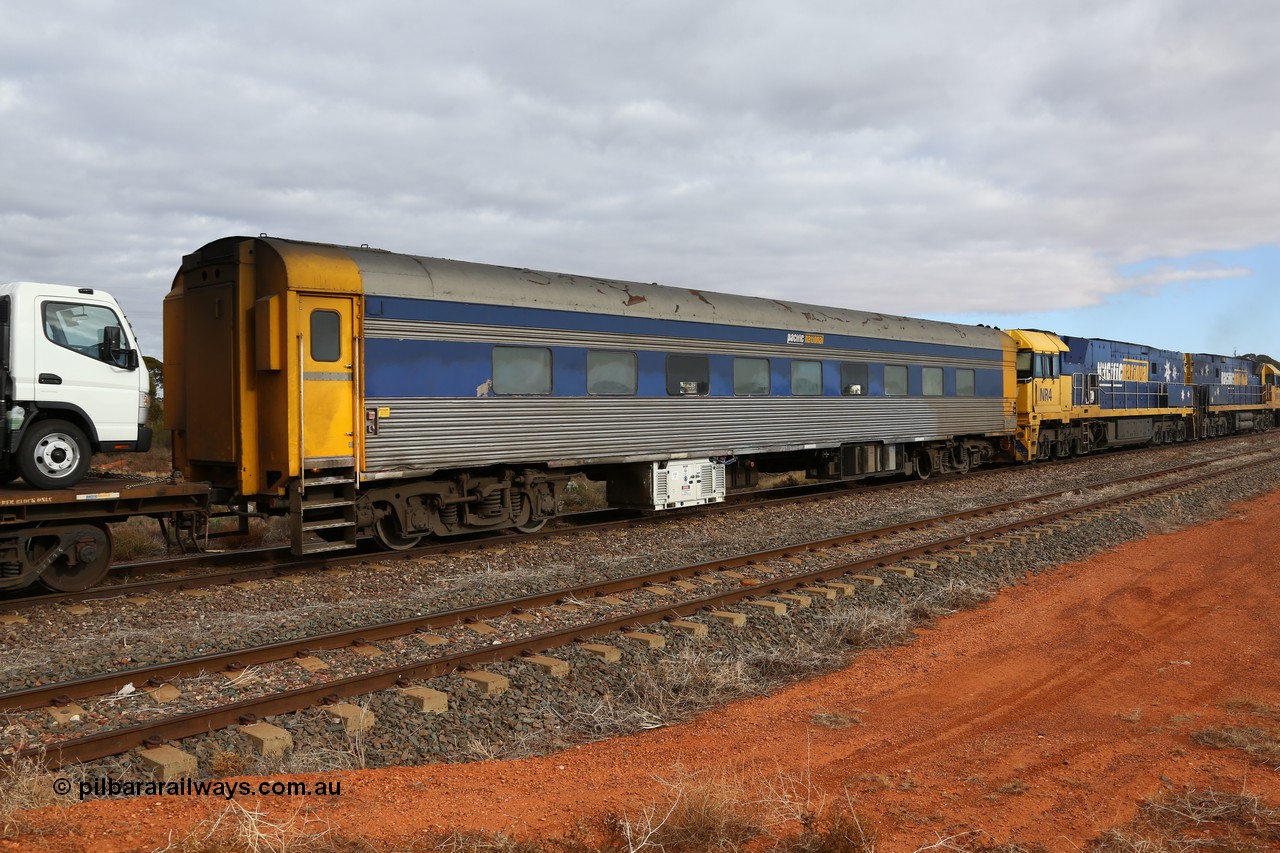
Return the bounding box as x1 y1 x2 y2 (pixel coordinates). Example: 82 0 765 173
3 436 1266 615
7 447 1276 771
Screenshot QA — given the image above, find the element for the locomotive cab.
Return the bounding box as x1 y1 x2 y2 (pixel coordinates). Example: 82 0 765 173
1007 329 1070 461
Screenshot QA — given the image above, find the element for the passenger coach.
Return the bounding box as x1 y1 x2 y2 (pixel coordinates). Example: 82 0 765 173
165 237 1016 554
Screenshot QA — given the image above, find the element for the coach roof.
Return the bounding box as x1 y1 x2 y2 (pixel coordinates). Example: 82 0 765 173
260 237 1007 350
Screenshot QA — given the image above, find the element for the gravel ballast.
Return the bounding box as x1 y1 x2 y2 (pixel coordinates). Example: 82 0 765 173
5 433 1280 783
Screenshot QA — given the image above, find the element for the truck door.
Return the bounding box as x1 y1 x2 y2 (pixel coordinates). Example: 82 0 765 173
34 296 141 444
298 294 359 468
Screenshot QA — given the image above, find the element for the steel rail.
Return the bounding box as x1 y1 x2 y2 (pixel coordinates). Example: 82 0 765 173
1 441 1262 615
0 453 1244 713
12 451 1275 769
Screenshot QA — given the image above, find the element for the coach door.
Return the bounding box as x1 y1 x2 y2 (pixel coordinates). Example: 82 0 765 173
298 294 359 468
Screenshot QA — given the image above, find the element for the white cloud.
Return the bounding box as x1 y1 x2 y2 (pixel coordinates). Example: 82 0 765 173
1 0 1279 350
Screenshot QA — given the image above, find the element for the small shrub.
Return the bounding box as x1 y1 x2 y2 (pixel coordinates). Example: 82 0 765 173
603 775 766 853
110 516 171 561
778 803 877 853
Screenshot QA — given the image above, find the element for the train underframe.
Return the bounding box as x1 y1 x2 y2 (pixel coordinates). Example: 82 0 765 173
282 407 1277 554
292 466 571 552
1020 409 1275 462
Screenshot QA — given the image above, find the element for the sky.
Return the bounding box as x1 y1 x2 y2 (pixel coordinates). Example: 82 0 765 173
2 1 1278 359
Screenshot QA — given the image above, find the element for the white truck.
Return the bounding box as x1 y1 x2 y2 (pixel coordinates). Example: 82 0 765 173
1 281 152 488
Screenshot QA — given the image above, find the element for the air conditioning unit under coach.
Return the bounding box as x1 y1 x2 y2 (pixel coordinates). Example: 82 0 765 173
606 459 727 510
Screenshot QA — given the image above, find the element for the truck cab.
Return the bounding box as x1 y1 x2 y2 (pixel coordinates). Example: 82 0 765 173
1 282 151 488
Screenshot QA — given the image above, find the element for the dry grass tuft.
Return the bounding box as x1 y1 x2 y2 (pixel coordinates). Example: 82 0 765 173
569 646 762 737
157 800 375 853
1090 787 1280 852
1225 696 1280 720
605 774 767 852
110 515 172 561
810 711 863 730
0 755 78 836
815 604 917 650
776 803 877 853
207 750 251 778
1191 725 1280 767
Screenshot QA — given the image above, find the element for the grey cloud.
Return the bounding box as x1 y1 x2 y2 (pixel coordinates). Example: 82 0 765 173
2 0 1279 351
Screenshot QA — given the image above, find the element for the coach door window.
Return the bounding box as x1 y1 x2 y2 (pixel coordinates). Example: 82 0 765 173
667 354 709 395
310 310 341 362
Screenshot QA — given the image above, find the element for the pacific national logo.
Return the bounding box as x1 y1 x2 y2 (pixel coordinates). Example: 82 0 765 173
1097 360 1149 382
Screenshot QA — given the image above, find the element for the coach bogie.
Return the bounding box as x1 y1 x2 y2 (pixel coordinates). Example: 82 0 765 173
356 468 568 548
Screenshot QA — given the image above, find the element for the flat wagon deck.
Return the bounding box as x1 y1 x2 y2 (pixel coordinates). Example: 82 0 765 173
0 477 209 593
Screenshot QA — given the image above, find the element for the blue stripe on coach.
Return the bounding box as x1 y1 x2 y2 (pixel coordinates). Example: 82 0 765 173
364 296 1004 363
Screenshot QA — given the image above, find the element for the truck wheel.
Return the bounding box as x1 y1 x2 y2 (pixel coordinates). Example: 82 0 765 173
17 420 92 489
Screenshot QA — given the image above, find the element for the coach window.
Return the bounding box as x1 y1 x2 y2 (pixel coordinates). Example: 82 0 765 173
667 354 709 395
840 362 868 395
310 310 341 362
956 368 976 396
884 364 908 396
493 346 552 394
791 360 822 396
587 350 637 395
734 357 770 396
922 366 943 396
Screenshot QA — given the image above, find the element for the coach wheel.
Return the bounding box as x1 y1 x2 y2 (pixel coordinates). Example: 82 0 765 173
515 513 548 534
914 450 933 480
33 523 112 593
17 419 92 489
512 491 548 533
373 512 422 551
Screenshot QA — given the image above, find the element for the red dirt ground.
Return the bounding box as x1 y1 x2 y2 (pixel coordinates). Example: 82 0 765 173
10 490 1280 851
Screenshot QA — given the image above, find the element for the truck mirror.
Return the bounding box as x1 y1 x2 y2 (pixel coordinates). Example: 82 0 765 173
101 325 137 369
